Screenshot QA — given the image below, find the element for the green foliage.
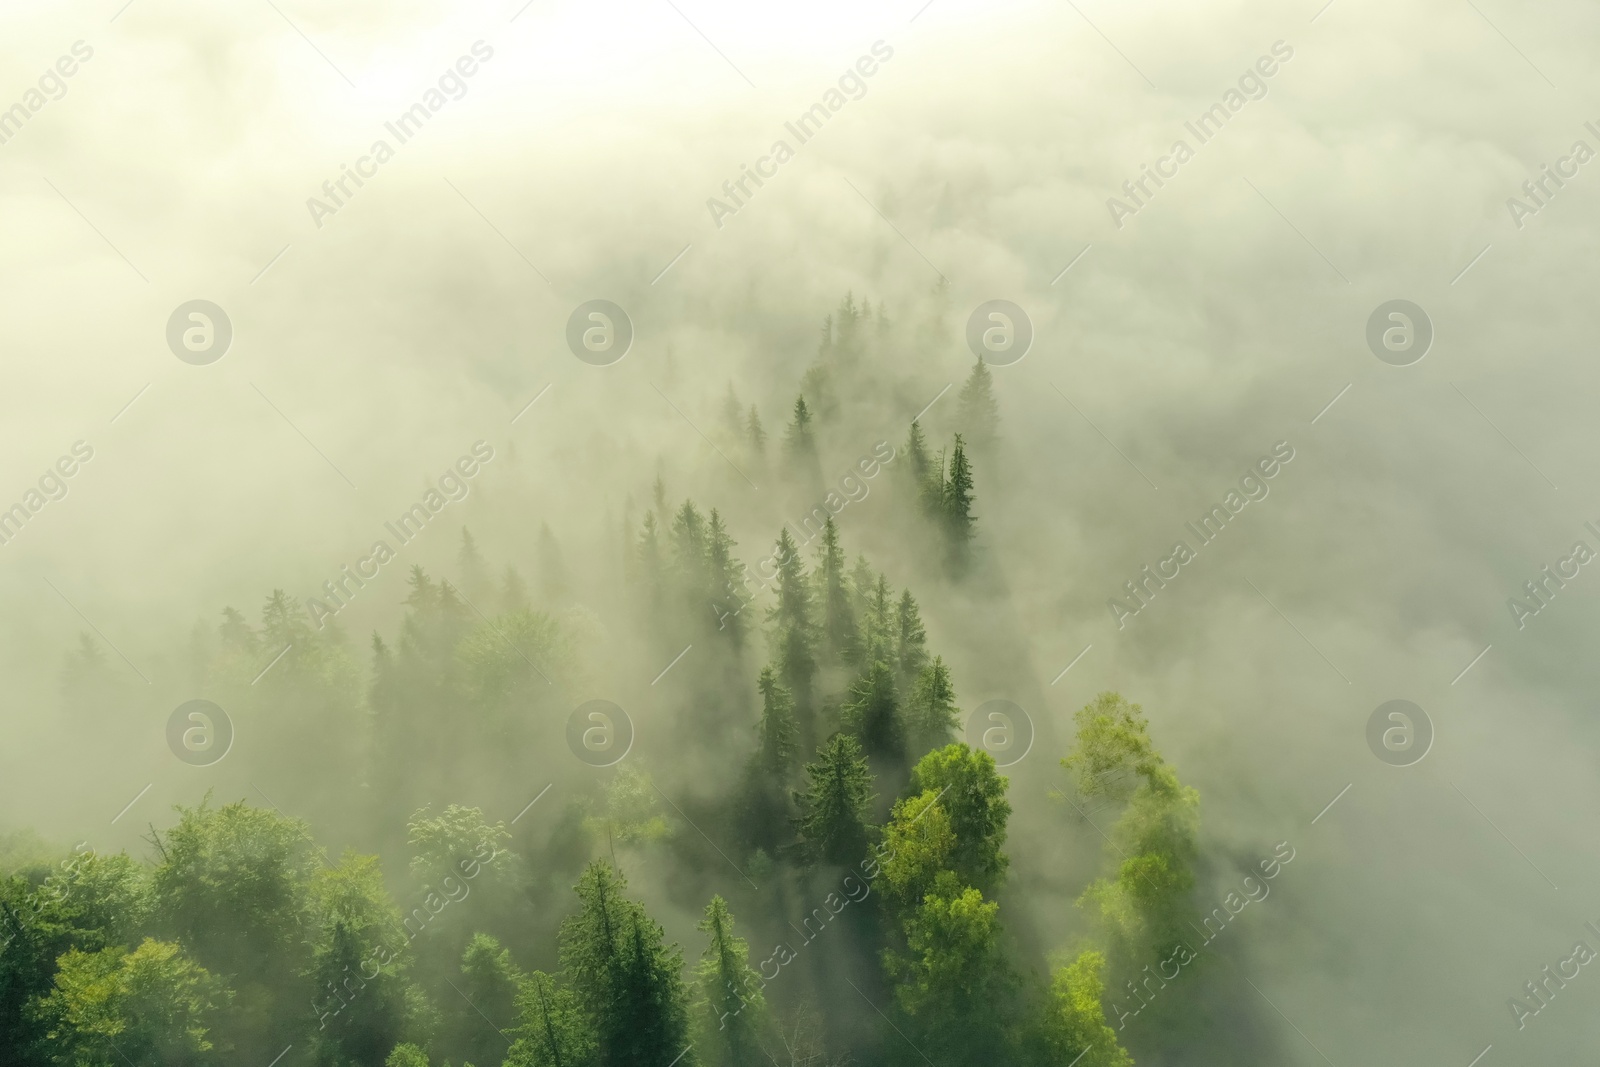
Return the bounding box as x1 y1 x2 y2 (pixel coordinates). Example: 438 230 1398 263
794 734 875 866
583 766 671 848
386 1043 431 1067
559 862 693 1067
507 970 596 1067
754 667 798 776
883 877 1013 1067
842 660 904 764
893 591 928 687
150 797 322 985
41 938 231 1067
1040 950 1133 1067
908 745 1011 896
814 518 859 664
406 805 512 888
1062 693 1199 959
905 658 959 757
693 897 768 1067
879 791 956 912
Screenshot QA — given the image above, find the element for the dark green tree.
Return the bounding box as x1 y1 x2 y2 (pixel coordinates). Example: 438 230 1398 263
814 518 858 665
842 660 904 765
693 896 768 1067
507 970 596 1067
794 734 875 866
894 591 929 686
559 862 693 1067
942 435 976 565
905 658 959 757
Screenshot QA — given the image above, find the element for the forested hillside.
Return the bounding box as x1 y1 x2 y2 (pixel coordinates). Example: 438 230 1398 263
2 296 1211 1067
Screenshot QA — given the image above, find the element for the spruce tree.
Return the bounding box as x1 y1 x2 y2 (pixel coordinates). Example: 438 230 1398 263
894 590 929 686
755 667 798 775
794 734 875 866
903 421 931 493
693 897 768 1067
746 406 766 455
815 518 858 665
956 359 999 453
560 862 694 1067
508 970 597 1067
942 435 975 564
767 530 818 749
842 660 904 764
706 509 745 647
785 397 816 465
905 658 959 757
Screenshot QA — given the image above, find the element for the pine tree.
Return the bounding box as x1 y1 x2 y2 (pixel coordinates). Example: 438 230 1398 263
560 861 694 1067
693 896 768 1067
746 406 766 455
905 658 959 757
903 421 932 490
785 396 816 462
767 530 818 748
943 435 975 565
894 591 929 686
671 501 711 611
755 667 798 775
859 575 894 664
706 509 745 647
956 360 999 453
509 970 597 1067
814 518 858 665
794 734 875 866
842 660 904 764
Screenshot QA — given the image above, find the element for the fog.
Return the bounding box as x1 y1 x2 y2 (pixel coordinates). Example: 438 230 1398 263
3 0 1599 1063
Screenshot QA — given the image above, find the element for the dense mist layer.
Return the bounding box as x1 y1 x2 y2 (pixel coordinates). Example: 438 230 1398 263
3 0 1600 1064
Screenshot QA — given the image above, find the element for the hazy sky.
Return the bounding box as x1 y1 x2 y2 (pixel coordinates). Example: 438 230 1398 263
4 0 1600 1062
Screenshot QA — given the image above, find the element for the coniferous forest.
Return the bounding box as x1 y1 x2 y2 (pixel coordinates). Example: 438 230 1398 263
0 294 1234 1067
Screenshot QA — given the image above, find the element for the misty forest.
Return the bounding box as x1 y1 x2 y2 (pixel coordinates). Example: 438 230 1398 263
0 295 1242 1067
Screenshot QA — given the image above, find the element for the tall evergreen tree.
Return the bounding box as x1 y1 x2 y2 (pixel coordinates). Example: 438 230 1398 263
794 734 875 866
785 397 816 466
943 436 976 565
693 897 768 1067
755 667 798 775
905 658 960 757
746 406 766 455
559 861 694 1067
956 360 999 453
767 530 818 749
814 518 858 665
842 660 904 765
706 509 745 647
508 970 597 1067
894 591 929 686
903 421 931 489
